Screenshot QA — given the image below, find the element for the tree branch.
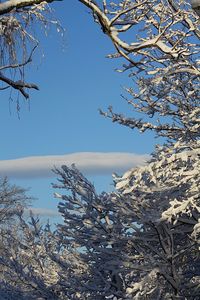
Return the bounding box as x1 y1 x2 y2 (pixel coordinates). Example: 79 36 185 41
0 0 62 15
0 72 39 98
0 44 38 71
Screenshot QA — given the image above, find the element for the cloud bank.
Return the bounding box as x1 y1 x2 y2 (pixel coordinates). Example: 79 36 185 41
24 207 60 218
0 152 149 179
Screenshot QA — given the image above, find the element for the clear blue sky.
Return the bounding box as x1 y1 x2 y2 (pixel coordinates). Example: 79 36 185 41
0 1 156 221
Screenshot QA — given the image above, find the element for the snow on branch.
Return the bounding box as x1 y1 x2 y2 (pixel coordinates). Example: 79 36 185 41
0 0 62 16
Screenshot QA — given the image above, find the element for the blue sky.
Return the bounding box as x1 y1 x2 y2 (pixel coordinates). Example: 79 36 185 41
0 1 156 221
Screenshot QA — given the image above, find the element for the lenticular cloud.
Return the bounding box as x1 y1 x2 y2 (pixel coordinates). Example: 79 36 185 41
0 152 149 179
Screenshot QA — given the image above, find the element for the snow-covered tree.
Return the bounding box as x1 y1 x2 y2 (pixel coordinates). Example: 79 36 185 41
0 201 91 299
51 1 200 299
0 179 33 298
52 147 200 299
0 1 199 299
0 215 62 299
0 177 30 227
53 165 127 299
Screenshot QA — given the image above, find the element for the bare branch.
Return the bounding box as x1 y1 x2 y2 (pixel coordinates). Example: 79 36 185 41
0 72 39 98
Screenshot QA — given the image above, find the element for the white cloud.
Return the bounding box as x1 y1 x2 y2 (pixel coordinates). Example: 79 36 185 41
24 207 59 217
0 152 149 179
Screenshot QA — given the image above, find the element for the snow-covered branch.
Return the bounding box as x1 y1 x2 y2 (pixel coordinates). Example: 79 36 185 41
0 0 61 15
